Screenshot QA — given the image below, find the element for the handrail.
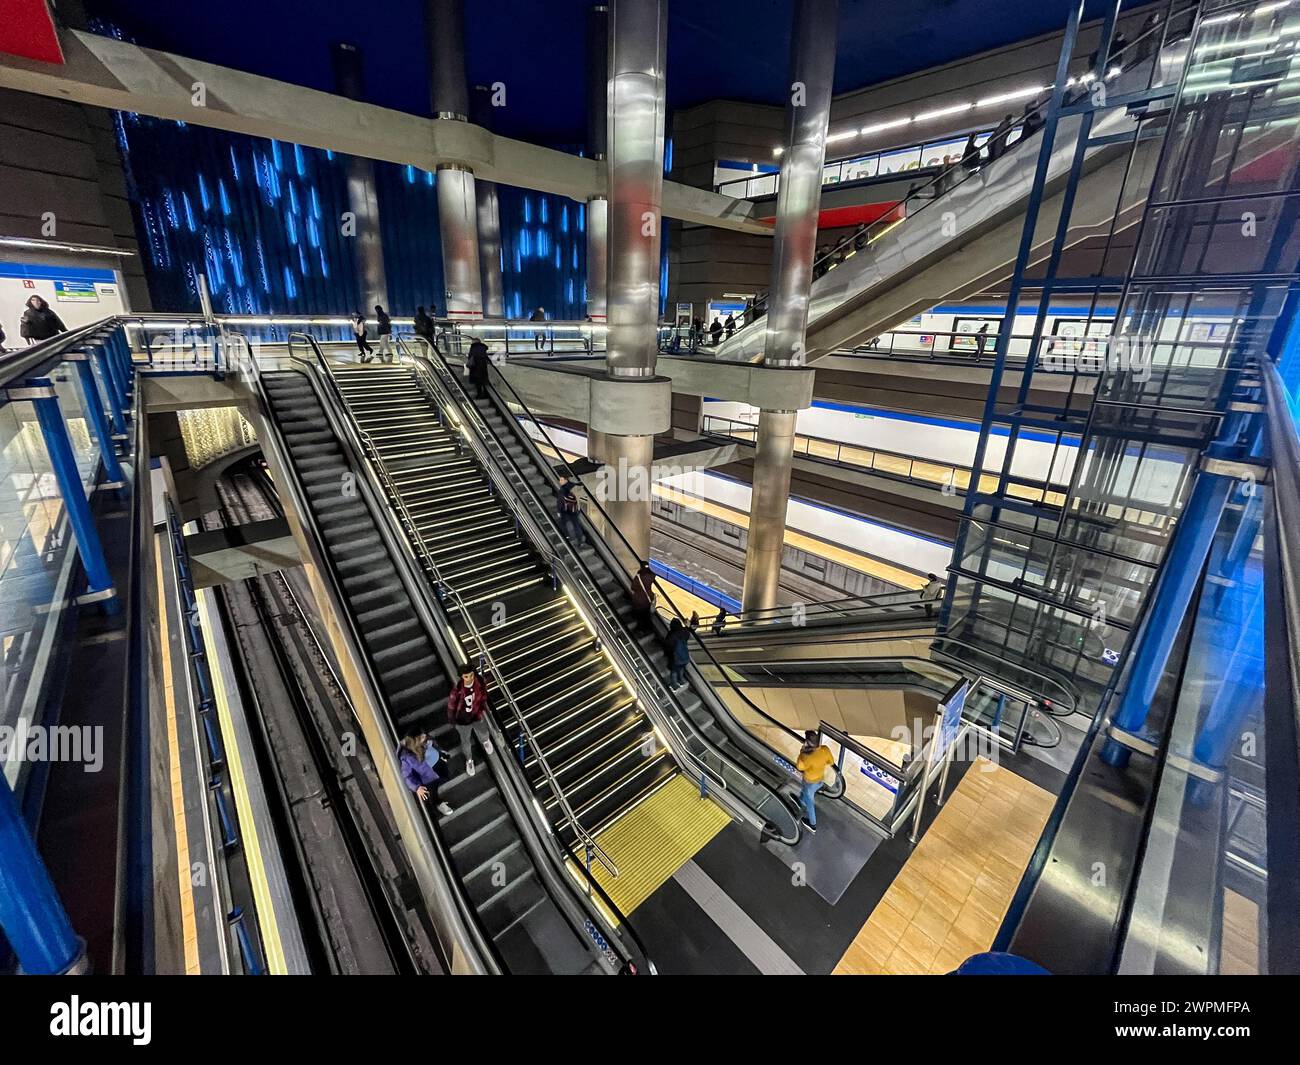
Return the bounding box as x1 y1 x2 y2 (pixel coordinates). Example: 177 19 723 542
287 334 621 882
713 19 1183 352
450 344 850 804
403 337 821 823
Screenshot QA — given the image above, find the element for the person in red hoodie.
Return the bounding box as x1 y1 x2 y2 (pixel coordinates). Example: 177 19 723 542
447 663 495 777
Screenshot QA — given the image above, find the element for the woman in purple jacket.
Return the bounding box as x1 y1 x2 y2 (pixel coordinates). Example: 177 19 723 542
398 732 454 816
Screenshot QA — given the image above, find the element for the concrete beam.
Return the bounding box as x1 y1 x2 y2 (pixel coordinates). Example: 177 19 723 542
497 359 672 435
184 518 301 587
0 30 771 235
141 372 250 413
656 355 816 409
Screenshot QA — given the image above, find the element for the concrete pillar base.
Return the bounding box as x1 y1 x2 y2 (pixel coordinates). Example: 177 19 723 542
597 432 655 573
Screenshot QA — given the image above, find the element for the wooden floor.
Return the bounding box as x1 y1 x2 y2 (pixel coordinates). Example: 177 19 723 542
834 757 1054 975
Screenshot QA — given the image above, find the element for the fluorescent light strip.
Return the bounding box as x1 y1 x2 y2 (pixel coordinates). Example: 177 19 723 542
0 236 136 257
859 117 912 135
976 85 1047 107
912 102 974 123
825 129 859 143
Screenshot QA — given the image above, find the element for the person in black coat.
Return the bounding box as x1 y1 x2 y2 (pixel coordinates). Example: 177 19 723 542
20 295 66 344
467 338 491 399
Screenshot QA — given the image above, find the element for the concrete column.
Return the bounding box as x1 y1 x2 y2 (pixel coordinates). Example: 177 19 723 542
331 42 389 310
585 6 609 322
472 84 505 317
741 410 797 611
742 0 837 612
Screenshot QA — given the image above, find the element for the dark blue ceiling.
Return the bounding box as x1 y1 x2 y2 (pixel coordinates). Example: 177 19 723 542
87 0 1134 145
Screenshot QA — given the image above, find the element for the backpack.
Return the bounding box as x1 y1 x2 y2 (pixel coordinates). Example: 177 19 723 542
560 488 579 514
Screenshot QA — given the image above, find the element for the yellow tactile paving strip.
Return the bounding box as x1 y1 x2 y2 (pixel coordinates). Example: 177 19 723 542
653 485 925 590
582 775 732 918
835 756 1054 975
156 537 201 975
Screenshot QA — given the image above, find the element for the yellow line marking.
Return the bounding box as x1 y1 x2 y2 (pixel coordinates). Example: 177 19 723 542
196 587 289 975
156 537 200 975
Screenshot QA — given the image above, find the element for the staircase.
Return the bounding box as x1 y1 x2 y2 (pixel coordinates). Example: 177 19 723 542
260 368 601 973
329 364 680 843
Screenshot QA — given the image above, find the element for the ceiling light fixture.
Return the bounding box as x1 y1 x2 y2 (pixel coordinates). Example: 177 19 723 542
976 85 1046 107
912 102 974 123
859 117 912 135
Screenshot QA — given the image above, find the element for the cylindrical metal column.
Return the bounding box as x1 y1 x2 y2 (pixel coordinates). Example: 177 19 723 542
0 770 85 974
586 196 608 321
332 42 389 311
472 85 505 318
599 431 655 567
763 0 838 368
427 0 470 119
586 6 610 322
743 0 837 612
438 165 484 320
92 347 126 437
604 0 667 378
741 409 797 611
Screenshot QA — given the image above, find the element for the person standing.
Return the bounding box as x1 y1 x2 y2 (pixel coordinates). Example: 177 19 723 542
447 663 495 777
960 133 982 176
629 561 657 630
467 337 491 399
987 114 1014 161
19 295 66 344
665 617 691 690
711 608 727 636
374 304 394 362
413 305 435 347
724 313 736 339
530 306 547 350
709 318 724 346
795 730 834 833
973 322 991 359
398 732 455 816
920 572 945 617
555 474 586 545
351 311 373 361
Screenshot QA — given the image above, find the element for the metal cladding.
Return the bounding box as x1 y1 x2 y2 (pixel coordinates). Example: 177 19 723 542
605 0 668 378
426 0 470 119
741 410 799 610
587 5 610 160
437 165 484 318
331 42 389 309
586 196 609 320
764 0 838 367
476 182 505 316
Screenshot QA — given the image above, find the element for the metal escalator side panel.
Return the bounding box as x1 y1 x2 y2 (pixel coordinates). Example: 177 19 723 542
249 369 497 975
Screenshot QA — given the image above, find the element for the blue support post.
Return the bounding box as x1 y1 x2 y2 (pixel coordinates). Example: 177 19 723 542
1100 472 1232 767
71 356 125 485
92 346 127 437
97 339 129 417
108 328 134 397
25 378 120 614
0 771 85 974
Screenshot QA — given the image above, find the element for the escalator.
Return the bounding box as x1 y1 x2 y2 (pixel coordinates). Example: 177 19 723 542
326 364 679 841
253 360 642 974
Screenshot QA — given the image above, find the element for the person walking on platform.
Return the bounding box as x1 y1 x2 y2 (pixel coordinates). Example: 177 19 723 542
448 663 494 777
630 561 657 630
530 306 547 350
556 474 586 544
374 304 395 362
920 572 945 617
398 732 455 816
351 311 373 361
724 313 736 339
796 730 833 833
665 617 691 690
467 337 491 400
20 295 66 344
973 322 991 359
709 318 724 346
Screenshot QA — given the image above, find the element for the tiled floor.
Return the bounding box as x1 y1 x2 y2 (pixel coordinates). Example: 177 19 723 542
834 756 1054 975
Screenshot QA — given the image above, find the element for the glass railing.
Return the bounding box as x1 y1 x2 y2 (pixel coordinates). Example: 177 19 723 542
701 412 1066 504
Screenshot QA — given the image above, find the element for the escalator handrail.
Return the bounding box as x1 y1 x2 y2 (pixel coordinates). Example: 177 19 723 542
928 633 1082 713
402 336 815 825
236 332 504 975
275 332 660 972
286 334 623 885
709 19 1181 354
445 341 849 800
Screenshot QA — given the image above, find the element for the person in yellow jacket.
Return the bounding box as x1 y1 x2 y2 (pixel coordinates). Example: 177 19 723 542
795 730 834 833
